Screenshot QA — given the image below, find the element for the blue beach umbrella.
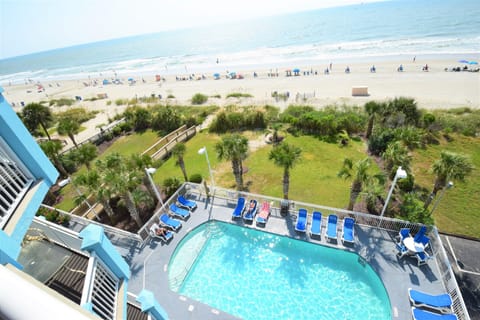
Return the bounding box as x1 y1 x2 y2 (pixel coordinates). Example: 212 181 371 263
293 68 300 73
468 61 478 65
458 59 469 64
213 73 220 77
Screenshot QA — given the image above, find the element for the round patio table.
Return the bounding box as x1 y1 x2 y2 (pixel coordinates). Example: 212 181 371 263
403 237 425 253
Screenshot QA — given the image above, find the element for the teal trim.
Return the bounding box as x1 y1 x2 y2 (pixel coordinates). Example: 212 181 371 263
79 224 130 280
0 231 23 269
136 290 169 320
81 301 95 316
0 87 58 185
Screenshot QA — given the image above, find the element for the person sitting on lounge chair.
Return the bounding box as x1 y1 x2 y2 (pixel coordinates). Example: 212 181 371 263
155 226 168 237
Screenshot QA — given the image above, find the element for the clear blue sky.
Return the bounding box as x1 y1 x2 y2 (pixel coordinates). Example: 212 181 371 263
0 0 384 59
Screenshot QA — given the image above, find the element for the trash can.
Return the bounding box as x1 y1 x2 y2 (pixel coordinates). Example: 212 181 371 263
280 200 289 217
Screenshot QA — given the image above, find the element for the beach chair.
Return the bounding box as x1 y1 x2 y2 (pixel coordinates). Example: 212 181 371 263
310 211 322 237
397 228 411 244
159 213 182 231
415 251 431 266
325 214 338 241
396 242 409 258
341 217 355 244
169 203 190 220
295 208 308 233
413 225 428 242
408 288 453 313
232 197 246 219
256 201 271 226
177 195 197 211
149 223 173 243
411 307 457 320
243 199 258 222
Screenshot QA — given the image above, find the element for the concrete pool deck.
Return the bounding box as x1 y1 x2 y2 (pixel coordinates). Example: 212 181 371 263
111 193 449 320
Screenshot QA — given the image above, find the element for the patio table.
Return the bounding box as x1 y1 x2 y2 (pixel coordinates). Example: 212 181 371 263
403 237 425 253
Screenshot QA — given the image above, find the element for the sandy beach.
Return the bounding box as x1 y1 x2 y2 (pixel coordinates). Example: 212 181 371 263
2 55 479 148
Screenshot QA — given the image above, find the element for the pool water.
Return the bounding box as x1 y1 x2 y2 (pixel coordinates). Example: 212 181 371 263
168 221 391 320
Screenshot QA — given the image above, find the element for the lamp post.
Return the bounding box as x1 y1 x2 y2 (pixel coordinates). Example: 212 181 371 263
380 166 408 218
198 146 215 189
430 181 453 215
145 167 164 208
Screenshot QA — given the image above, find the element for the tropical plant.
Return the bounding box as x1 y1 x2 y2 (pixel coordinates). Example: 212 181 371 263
215 134 249 191
269 142 302 200
423 151 474 209
337 157 385 211
163 177 182 198
73 143 98 170
57 116 80 148
364 101 384 139
39 140 68 177
20 103 53 139
171 143 188 181
74 169 115 219
133 108 152 131
400 193 433 225
382 141 411 174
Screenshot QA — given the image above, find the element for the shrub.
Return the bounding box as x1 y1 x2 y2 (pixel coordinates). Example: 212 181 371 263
189 173 203 183
167 94 175 99
226 92 253 98
163 177 181 198
368 128 396 155
191 93 208 105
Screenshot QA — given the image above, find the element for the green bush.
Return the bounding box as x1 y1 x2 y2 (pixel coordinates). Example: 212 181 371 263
191 93 208 105
167 94 175 99
226 92 253 98
189 173 203 183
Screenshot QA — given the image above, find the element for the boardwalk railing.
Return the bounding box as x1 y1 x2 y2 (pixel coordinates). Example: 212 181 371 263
141 125 196 160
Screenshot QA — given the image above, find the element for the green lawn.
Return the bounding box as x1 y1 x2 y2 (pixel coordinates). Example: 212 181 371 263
411 134 480 237
152 132 378 209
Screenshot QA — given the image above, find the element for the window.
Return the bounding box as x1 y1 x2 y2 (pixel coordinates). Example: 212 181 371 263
0 137 34 229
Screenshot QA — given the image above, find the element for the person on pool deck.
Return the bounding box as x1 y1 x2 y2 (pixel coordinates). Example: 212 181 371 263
155 226 168 236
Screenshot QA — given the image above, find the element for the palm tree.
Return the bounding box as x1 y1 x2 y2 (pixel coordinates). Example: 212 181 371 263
74 170 115 219
215 134 249 191
269 142 302 200
57 117 80 148
338 157 384 211
97 153 144 227
21 103 53 139
73 143 97 170
364 101 384 139
39 140 68 177
171 143 188 181
424 151 474 209
382 141 411 174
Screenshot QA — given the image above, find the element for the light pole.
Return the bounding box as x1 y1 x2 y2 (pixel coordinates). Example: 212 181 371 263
380 166 408 218
198 146 215 188
430 181 453 215
145 167 164 208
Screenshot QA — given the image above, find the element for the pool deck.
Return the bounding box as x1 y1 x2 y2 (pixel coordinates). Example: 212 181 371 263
113 193 447 320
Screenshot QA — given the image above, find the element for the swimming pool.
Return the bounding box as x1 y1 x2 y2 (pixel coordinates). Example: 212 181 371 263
168 221 391 320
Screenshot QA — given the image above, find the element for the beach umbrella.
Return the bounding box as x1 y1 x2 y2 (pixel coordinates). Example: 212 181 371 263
213 73 220 77
293 68 300 73
128 77 134 81
468 61 478 65
458 60 469 64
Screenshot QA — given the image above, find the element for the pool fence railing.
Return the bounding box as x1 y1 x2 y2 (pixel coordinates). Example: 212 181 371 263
42 182 470 320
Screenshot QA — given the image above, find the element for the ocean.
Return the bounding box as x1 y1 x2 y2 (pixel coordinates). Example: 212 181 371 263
1 0 479 84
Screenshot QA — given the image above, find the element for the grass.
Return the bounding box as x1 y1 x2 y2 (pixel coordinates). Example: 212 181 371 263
411 134 480 237
153 131 378 209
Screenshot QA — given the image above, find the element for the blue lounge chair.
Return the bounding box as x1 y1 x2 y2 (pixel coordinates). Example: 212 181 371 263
159 213 182 231
256 201 271 225
177 195 197 211
232 197 246 219
409 289 453 313
149 223 173 243
325 214 338 241
411 307 457 320
396 242 409 258
310 211 322 237
295 208 308 232
341 217 355 244
169 203 190 220
243 199 258 221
